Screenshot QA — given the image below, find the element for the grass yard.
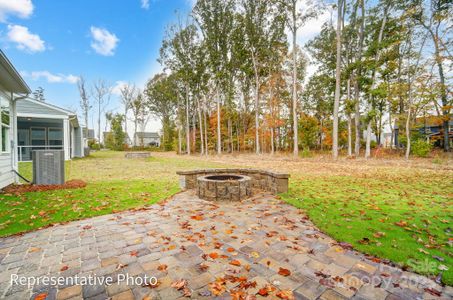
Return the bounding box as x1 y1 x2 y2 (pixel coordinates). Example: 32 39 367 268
0 151 451 284
0 151 224 237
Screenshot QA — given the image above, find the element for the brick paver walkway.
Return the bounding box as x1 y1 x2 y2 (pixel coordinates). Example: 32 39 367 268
0 191 450 300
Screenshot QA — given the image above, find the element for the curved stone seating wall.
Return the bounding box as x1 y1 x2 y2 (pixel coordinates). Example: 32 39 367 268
125 152 151 158
176 169 290 194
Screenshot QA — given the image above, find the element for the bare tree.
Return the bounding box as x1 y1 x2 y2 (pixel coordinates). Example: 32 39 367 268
92 79 112 144
332 0 345 159
78 76 91 139
119 83 137 143
130 90 147 146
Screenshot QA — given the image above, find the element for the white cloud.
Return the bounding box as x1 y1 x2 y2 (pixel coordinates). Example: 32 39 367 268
141 0 149 9
90 26 119 56
111 80 128 96
0 0 33 22
7 24 45 52
23 71 79 84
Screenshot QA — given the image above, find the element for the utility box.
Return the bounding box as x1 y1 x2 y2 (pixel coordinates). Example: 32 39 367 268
32 150 65 185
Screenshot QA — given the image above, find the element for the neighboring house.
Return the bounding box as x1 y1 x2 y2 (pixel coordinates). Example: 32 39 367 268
134 132 160 147
82 127 95 147
0 50 31 189
16 98 84 161
103 131 130 147
415 115 453 147
82 127 95 140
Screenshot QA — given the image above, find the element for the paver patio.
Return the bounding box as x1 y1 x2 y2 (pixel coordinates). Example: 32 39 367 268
0 191 450 300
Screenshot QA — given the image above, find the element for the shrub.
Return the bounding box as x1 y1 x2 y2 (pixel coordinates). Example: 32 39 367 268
411 139 432 157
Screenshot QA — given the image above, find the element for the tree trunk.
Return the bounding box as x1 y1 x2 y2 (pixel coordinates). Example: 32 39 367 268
251 52 260 155
354 0 365 157
432 33 450 152
347 79 352 156
405 103 411 160
365 6 388 159
332 0 344 160
185 85 191 155
197 98 204 155
204 105 208 156
216 88 221 155
98 101 101 145
292 5 299 157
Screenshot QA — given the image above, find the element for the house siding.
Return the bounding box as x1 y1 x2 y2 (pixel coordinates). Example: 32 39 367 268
16 99 68 117
73 126 83 157
0 86 13 189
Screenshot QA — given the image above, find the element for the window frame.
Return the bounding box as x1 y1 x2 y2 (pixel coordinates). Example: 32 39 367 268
0 95 11 154
30 127 47 146
47 127 63 146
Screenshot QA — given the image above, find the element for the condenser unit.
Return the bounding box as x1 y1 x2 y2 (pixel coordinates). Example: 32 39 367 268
32 150 65 185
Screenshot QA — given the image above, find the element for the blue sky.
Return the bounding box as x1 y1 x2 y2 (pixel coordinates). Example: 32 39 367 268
0 0 329 134
0 0 194 132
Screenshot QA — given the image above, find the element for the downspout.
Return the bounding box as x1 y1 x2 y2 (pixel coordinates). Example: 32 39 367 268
11 93 29 183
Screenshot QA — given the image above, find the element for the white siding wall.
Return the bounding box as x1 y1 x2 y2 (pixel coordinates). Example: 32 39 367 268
0 87 13 189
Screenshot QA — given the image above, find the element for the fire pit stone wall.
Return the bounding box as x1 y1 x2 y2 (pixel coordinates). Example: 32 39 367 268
176 169 290 195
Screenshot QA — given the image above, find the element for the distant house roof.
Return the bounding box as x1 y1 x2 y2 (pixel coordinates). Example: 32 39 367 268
0 50 31 94
134 132 159 139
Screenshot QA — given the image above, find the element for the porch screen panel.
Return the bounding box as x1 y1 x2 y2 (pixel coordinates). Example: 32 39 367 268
31 128 46 145
48 128 63 146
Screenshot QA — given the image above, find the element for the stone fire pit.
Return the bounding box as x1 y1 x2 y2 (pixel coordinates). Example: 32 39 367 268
176 169 289 201
197 174 251 201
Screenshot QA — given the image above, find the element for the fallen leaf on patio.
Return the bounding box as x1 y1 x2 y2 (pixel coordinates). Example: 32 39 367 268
191 215 204 221
227 247 235 252
424 288 442 297
34 293 48 300
157 264 168 271
209 252 219 259
60 265 69 272
250 251 260 258
199 263 209 271
276 290 294 300
230 260 241 266
130 250 139 257
143 279 160 289
171 279 188 290
198 290 211 297
29 247 41 253
319 278 335 288
278 268 291 276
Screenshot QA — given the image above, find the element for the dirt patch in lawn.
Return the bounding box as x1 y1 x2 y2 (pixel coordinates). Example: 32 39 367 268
2 180 87 195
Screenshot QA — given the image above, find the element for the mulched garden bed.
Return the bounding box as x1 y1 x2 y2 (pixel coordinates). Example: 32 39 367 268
1 180 87 195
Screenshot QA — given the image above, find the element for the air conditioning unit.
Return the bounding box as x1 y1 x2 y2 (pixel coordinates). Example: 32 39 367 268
32 150 65 185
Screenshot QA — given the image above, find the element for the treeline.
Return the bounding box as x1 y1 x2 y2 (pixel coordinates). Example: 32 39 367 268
126 0 452 157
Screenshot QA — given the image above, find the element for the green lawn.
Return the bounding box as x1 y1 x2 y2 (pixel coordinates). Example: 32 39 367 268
0 151 451 285
0 151 224 237
281 171 452 285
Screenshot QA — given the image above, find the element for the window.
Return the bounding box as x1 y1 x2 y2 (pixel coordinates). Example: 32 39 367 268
31 127 46 146
0 95 10 153
48 128 63 146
